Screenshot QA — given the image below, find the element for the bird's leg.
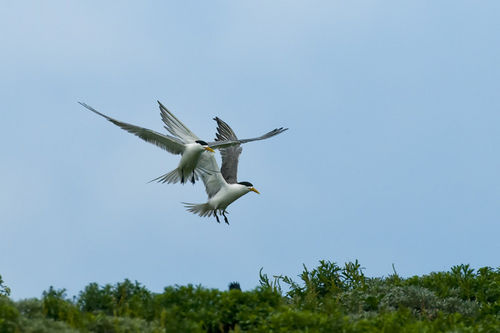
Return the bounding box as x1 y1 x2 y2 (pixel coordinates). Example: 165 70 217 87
222 210 229 225
213 211 220 223
181 170 185 184
191 172 196 184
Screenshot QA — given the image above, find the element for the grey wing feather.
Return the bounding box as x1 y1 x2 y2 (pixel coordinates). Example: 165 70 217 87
197 152 224 198
213 117 242 184
212 117 288 184
206 139 242 149
206 127 288 149
79 102 185 155
214 116 238 141
238 127 288 144
157 101 199 142
219 145 242 184
212 117 288 144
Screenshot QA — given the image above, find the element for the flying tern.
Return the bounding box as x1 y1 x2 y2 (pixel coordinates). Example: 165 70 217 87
80 101 286 186
185 117 287 224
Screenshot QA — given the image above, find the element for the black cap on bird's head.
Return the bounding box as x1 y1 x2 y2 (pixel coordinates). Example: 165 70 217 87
195 140 215 152
238 181 260 194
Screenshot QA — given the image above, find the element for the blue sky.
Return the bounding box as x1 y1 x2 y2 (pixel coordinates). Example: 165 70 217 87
1 1 499 300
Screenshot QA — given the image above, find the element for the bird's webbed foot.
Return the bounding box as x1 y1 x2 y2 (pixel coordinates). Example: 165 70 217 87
190 172 196 184
222 210 229 225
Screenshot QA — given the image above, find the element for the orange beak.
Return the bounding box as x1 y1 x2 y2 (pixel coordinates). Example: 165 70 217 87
204 147 215 153
250 187 260 194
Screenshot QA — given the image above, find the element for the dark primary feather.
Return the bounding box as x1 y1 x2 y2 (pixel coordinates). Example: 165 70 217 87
214 117 239 141
212 117 288 184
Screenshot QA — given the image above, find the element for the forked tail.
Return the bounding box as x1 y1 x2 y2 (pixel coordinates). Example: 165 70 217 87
149 168 181 184
150 166 215 185
183 202 213 217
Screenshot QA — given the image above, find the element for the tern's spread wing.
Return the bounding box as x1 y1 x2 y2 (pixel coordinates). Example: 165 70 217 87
206 127 288 149
211 117 288 145
206 140 242 149
213 117 242 184
213 116 238 141
197 152 224 198
212 117 288 184
157 101 199 143
79 102 185 155
238 127 288 144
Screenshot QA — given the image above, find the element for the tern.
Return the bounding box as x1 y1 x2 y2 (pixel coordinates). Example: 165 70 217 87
80 101 286 185
184 117 287 224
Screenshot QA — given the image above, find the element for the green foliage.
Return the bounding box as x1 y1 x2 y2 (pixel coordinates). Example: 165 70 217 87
85 314 162 333
271 259 366 310
42 286 81 327
404 265 500 305
0 274 11 297
261 308 338 332
154 284 221 331
2 261 499 332
152 284 282 331
78 279 154 319
77 282 114 315
218 286 283 331
15 298 78 332
0 296 20 333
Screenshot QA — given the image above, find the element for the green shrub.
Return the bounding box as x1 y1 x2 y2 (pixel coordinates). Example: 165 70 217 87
0 275 10 297
77 282 114 315
42 287 82 328
18 317 79 333
2 262 499 332
0 296 20 333
85 313 162 333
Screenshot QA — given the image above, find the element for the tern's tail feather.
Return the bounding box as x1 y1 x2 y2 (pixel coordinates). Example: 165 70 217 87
149 168 181 184
183 202 214 217
150 166 214 185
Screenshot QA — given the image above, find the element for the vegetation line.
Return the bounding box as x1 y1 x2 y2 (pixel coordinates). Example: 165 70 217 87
1 260 499 332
